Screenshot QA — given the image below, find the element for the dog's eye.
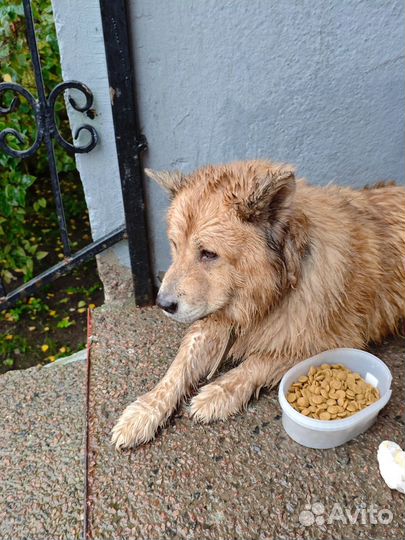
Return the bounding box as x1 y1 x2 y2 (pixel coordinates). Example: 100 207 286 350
200 249 218 261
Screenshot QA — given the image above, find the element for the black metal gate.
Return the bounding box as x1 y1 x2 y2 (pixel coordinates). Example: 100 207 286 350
0 0 154 309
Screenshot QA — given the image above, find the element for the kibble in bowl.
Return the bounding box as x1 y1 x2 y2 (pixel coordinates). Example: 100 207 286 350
287 363 380 420
278 349 392 449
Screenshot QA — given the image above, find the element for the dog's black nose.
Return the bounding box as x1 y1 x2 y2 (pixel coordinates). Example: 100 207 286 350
156 294 178 314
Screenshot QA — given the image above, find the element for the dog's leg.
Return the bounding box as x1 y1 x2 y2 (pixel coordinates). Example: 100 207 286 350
190 353 289 423
111 318 230 449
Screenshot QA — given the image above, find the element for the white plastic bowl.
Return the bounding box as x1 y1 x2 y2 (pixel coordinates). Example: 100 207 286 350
278 348 392 449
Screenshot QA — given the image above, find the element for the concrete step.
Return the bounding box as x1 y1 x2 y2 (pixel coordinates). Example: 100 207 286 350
0 360 86 540
87 303 405 540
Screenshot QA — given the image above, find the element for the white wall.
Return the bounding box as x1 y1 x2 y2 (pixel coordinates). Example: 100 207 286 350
51 0 131 275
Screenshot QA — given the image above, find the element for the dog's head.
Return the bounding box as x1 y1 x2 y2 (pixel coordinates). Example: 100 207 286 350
146 160 299 326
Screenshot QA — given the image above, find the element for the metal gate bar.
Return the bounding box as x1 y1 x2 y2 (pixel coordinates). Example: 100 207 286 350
0 0 155 308
22 0 71 256
99 0 154 307
0 226 127 310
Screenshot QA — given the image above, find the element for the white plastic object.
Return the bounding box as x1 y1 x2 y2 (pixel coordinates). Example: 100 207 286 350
278 348 392 449
377 441 405 494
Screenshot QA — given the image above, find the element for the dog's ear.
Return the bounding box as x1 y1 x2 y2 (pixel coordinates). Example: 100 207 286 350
236 165 296 224
144 168 187 197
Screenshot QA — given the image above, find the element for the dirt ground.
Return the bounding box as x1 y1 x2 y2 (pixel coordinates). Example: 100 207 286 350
0 174 104 373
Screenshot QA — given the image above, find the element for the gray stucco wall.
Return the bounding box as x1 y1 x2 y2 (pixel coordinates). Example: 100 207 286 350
130 0 404 276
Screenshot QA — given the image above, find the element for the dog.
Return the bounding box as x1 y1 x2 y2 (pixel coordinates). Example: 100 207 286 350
112 160 405 449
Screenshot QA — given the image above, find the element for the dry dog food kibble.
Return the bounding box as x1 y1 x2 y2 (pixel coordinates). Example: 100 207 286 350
287 363 380 420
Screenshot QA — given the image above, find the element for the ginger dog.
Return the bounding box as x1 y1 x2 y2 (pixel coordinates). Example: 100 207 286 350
112 160 405 449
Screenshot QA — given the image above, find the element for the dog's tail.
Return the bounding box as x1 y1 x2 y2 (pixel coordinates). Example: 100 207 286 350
363 180 397 190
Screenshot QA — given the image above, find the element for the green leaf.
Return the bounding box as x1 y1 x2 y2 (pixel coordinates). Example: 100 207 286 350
1 270 14 284
36 251 48 260
0 45 9 59
21 174 36 188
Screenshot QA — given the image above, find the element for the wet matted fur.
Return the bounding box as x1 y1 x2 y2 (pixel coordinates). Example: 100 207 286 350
112 160 405 449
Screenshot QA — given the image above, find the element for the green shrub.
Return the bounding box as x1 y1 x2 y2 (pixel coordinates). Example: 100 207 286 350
0 0 76 286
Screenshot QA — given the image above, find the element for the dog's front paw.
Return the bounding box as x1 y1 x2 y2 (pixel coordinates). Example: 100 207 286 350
111 399 162 450
190 383 236 424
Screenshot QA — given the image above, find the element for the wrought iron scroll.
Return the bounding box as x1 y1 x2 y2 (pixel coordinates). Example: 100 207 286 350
0 0 98 303
0 81 98 158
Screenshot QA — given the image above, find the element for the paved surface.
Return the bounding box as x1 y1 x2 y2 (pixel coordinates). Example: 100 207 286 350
0 361 86 540
88 303 405 540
